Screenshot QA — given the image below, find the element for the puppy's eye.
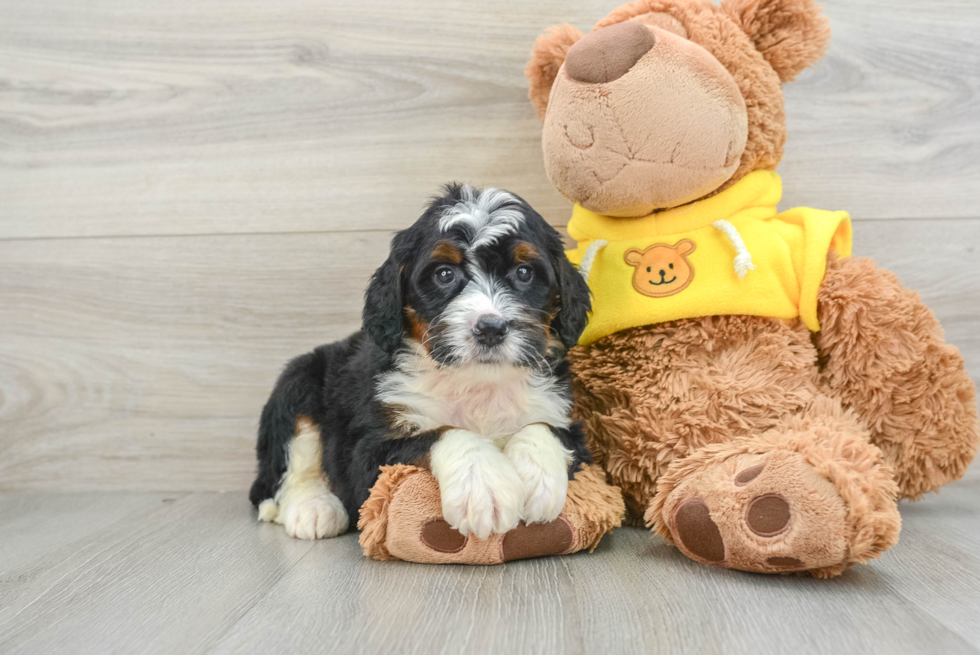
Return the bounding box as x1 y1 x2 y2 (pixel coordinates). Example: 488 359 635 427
515 265 533 283
433 266 456 286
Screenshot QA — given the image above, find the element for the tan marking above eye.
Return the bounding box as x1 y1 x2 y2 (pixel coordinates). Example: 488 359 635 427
430 241 463 264
513 242 540 263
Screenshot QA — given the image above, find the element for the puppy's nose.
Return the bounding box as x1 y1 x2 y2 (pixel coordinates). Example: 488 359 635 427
564 21 656 84
473 315 509 347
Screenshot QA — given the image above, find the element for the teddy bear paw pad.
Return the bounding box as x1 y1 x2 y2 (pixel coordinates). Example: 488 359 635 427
745 493 791 537
661 451 850 574
501 518 574 562
673 499 725 562
420 519 468 553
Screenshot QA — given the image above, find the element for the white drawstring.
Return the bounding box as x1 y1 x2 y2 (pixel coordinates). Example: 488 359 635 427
712 219 755 279
578 239 608 283
578 222 753 283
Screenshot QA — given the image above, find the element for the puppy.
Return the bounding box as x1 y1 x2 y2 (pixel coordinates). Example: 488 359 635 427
249 184 593 540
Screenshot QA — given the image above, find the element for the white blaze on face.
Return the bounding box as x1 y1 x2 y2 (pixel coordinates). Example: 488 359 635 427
435 185 531 365
438 185 524 250
441 267 525 364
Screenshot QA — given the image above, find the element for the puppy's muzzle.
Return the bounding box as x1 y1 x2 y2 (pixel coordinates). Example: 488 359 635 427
473 315 509 348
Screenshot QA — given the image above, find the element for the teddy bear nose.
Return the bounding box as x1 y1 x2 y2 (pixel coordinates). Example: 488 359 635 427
564 21 656 84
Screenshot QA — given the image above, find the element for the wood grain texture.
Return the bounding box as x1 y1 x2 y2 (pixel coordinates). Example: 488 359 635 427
1 0 978 650
0 484 978 654
0 231 384 492
877 479 980 645
0 493 316 655
0 220 976 492
0 492 180 576
1 0 979 240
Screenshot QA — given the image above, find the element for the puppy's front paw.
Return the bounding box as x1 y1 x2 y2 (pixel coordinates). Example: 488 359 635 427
280 492 349 540
505 424 571 524
431 430 524 540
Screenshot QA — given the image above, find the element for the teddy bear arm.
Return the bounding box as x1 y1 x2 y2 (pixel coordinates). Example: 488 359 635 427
815 255 979 499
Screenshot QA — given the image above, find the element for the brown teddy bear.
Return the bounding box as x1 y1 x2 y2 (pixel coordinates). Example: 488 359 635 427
526 0 979 577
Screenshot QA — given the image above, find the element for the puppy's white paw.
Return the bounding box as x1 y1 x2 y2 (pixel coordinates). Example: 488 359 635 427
505 424 571 524
279 493 349 540
431 429 524 540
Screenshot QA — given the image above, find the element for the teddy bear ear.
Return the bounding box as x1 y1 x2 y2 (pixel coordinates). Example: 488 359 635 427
721 0 831 83
525 24 584 120
676 239 697 256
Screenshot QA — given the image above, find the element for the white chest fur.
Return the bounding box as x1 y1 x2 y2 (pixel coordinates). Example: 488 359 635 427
376 349 571 441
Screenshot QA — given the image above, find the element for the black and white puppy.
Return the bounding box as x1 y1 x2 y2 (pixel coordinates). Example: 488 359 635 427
249 184 593 540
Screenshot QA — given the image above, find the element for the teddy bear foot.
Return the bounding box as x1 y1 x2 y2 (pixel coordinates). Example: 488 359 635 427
358 463 625 564
654 449 852 575
646 401 903 578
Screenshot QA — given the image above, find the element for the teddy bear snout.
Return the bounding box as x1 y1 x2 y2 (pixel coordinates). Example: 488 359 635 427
565 21 656 84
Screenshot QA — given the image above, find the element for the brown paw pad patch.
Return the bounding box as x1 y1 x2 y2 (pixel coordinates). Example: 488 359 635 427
420 519 467 553
502 518 574 562
746 494 791 537
734 463 765 486
767 556 805 569
673 499 725 563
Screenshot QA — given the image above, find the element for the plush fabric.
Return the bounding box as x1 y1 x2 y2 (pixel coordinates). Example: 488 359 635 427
359 464 625 564
527 24 584 120
528 0 978 576
570 315 824 523
647 395 902 578
721 0 831 82
540 17 751 216
816 255 980 500
528 0 812 216
564 20 656 84
565 170 851 344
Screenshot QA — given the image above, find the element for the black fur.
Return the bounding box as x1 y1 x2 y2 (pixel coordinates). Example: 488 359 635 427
250 185 593 527
547 234 593 350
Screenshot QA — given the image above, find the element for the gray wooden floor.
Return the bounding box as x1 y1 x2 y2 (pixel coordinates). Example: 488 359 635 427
2 0 980 652
0 480 979 654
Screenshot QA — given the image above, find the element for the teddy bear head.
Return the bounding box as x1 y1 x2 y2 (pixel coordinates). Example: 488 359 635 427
526 0 830 218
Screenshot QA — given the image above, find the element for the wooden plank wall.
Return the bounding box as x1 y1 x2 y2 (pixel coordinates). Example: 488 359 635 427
1 0 978 491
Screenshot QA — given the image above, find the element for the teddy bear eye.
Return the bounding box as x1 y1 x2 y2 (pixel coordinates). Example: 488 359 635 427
669 263 674 269
646 266 651 273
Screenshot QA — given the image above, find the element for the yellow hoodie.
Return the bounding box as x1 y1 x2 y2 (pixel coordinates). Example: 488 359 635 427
566 170 852 346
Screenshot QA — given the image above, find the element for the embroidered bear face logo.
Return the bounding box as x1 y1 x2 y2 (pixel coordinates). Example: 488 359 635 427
624 239 696 298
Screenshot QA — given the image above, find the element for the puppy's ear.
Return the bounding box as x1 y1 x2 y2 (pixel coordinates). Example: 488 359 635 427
363 251 405 353
550 246 592 350
722 0 830 82
526 24 583 120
